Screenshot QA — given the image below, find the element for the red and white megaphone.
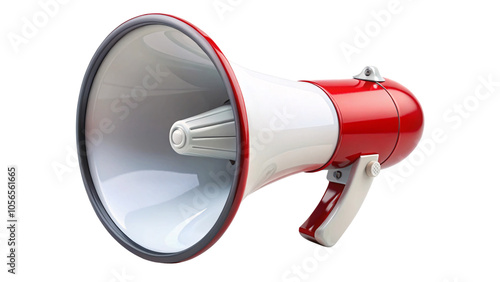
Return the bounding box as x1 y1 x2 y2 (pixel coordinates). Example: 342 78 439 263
77 14 424 263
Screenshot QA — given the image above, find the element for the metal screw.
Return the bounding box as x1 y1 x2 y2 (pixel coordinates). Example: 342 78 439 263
334 171 342 179
364 68 372 76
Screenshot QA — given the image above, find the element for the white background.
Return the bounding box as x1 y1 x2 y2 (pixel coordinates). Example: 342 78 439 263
1 0 500 281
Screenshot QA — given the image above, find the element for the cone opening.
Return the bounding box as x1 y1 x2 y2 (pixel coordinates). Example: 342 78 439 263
77 14 247 262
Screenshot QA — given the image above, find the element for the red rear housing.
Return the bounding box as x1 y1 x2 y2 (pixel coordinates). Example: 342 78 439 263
304 78 424 170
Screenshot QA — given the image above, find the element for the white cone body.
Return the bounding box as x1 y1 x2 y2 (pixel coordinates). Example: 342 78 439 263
231 65 339 197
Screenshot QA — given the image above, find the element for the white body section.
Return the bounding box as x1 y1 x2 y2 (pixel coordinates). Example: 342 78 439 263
231 65 339 197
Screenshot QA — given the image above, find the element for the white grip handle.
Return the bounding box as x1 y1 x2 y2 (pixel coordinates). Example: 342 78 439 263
299 154 380 246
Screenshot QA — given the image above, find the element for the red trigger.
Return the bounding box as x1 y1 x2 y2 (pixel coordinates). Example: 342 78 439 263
299 182 345 243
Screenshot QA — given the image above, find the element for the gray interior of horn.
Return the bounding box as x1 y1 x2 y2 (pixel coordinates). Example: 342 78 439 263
85 25 236 253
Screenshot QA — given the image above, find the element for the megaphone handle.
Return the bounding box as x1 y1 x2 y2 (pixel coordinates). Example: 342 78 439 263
299 154 380 246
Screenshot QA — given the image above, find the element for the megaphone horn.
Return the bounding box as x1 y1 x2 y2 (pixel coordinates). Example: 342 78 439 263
77 13 424 263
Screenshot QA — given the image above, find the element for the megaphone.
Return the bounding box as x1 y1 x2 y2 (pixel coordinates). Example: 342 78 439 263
77 14 424 263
